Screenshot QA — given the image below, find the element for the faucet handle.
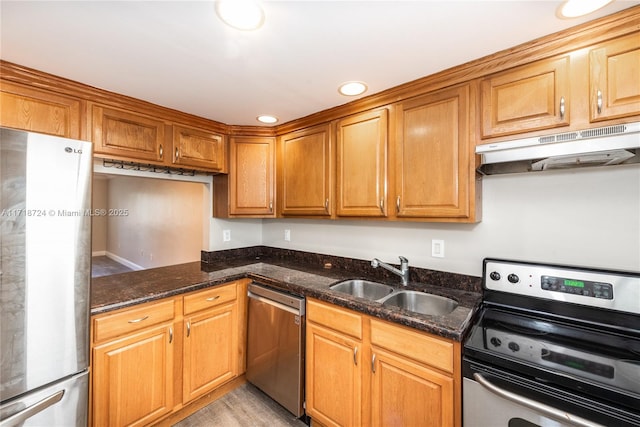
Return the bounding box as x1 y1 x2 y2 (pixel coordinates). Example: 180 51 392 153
398 256 408 265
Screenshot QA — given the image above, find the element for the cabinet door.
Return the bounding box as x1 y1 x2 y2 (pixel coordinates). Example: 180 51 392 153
92 324 174 427
0 81 82 139
590 32 640 122
481 56 570 138
90 103 166 163
279 123 332 216
336 109 388 217
371 347 454 427
306 322 362 427
172 124 226 171
183 302 239 403
229 136 275 216
394 85 471 219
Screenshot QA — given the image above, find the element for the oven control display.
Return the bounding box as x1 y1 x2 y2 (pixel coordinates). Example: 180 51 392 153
541 275 613 299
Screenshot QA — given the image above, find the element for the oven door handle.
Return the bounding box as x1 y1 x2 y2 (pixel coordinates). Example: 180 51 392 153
473 373 605 427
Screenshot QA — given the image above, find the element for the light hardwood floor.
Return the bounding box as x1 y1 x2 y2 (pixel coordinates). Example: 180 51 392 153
173 383 308 427
91 255 134 277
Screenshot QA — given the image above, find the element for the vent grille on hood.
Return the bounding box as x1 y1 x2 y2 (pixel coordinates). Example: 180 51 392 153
476 122 640 175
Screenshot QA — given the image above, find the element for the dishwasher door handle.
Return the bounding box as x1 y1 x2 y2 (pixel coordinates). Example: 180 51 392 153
247 291 302 316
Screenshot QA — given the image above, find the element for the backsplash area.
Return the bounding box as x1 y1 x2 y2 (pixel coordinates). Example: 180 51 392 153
202 246 481 293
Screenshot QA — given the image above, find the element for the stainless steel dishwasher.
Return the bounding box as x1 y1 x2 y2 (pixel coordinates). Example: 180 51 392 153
246 283 305 417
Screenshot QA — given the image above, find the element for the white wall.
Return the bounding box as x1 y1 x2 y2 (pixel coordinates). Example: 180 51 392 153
91 177 108 254
260 165 640 277
105 175 207 269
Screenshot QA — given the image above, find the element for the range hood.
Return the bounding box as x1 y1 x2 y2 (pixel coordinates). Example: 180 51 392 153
476 122 640 175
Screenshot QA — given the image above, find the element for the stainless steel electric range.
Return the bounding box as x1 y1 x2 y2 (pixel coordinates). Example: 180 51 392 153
463 258 640 427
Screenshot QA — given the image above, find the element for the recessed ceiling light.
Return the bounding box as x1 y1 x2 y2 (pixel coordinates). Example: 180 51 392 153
216 0 265 31
338 81 368 96
558 0 614 18
257 115 278 124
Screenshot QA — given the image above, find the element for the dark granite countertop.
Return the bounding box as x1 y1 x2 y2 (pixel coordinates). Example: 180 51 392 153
91 252 482 341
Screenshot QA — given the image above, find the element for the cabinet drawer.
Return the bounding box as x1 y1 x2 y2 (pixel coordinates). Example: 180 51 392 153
370 318 453 373
307 298 362 340
184 283 237 315
93 299 175 343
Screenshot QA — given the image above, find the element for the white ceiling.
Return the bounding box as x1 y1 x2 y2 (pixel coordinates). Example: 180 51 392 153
1 1 638 127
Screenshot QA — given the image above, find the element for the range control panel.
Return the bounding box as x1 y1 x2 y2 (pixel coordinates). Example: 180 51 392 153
541 275 613 299
483 259 640 314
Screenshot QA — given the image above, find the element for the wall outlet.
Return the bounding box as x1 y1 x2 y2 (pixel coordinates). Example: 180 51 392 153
284 229 291 242
223 229 231 242
431 239 445 258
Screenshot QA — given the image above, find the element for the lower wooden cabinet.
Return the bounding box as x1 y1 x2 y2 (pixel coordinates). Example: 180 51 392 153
306 322 363 427
90 280 247 427
306 298 460 427
91 299 177 427
182 284 239 403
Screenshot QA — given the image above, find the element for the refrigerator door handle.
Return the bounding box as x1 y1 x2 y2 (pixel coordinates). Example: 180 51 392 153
0 390 64 427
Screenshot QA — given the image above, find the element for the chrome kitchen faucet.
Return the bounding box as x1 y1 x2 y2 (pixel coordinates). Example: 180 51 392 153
371 256 410 286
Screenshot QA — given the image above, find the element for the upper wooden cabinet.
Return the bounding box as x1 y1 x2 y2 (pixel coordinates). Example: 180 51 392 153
278 123 333 217
589 32 640 122
394 84 476 221
213 135 276 218
90 103 166 163
480 55 570 138
0 81 82 139
336 109 388 218
172 124 226 172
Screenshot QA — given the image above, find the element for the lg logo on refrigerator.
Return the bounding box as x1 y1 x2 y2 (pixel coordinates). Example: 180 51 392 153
64 147 83 154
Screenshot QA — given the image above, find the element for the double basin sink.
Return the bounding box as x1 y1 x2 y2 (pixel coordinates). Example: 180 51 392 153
329 279 458 317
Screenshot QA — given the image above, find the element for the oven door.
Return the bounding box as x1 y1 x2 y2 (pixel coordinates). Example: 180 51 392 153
463 360 640 427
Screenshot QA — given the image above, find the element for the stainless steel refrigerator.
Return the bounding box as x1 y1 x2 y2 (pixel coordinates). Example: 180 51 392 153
0 127 92 426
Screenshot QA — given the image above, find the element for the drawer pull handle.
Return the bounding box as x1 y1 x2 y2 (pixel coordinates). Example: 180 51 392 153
175 147 180 160
169 327 173 344
380 198 384 214
324 198 329 213
206 296 220 302
186 321 191 337
128 315 149 324
396 196 401 213
353 346 358 366
559 96 565 120
597 89 603 114
371 354 377 373
159 144 163 159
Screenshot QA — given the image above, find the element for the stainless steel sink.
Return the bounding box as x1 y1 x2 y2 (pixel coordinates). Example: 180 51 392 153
380 290 458 316
330 279 395 301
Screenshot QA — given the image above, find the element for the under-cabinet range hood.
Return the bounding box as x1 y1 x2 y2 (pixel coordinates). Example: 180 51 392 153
476 122 640 175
